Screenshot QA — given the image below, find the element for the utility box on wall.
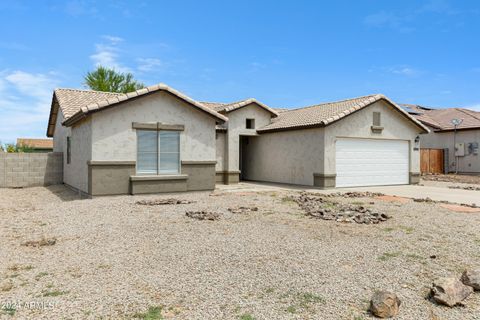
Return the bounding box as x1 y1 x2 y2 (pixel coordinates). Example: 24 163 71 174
468 142 479 155
455 143 465 156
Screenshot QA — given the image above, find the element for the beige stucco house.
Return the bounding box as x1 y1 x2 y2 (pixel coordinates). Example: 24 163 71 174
403 104 480 173
47 83 428 196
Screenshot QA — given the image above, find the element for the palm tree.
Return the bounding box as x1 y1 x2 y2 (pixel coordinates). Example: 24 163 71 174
84 66 145 93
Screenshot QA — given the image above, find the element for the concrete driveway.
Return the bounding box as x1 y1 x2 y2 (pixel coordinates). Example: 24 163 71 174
217 182 480 205
329 184 479 205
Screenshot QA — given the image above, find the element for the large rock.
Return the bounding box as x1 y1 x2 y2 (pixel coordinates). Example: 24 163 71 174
461 269 480 291
370 291 401 318
431 277 473 307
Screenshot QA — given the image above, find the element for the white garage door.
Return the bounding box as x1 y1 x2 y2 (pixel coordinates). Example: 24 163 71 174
336 138 409 187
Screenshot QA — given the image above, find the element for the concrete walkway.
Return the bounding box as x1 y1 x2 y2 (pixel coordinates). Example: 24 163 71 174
216 182 480 205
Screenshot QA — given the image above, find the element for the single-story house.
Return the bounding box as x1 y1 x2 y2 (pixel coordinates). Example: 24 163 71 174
402 104 480 173
16 138 53 152
46 83 428 196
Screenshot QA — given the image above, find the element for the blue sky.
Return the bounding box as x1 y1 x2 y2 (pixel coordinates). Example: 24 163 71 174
1 0 479 142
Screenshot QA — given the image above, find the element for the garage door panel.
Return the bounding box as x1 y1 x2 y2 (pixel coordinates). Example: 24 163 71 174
336 139 409 187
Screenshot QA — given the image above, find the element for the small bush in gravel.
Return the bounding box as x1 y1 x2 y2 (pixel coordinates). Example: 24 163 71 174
1 306 16 316
42 290 69 297
133 306 164 319
378 252 401 261
239 313 256 320
186 211 221 221
22 237 57 247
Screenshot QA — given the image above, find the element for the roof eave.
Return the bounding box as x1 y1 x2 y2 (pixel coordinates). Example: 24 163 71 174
62 85 228 127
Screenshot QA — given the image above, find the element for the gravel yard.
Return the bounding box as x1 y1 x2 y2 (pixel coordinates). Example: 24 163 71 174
1 185 480 319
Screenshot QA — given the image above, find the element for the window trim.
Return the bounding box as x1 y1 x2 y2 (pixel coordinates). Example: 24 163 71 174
66 136 71 164
136 129 181 175
246 118 255 129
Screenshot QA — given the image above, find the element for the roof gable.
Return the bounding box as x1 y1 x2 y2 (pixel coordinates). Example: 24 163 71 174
47 84 228 136
201 98 278 117
257 94 429 133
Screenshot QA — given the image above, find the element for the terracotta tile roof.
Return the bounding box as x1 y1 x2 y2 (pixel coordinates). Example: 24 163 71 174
61 84 228 127
402 104 480 131
16 138 53 149
54 89 122 120
201 98 278 116
258 94 428 133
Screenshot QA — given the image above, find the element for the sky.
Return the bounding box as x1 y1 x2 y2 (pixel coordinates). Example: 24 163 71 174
0 0 479 143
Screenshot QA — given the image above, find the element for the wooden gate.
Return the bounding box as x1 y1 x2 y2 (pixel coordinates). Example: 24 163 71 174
420 148 444 174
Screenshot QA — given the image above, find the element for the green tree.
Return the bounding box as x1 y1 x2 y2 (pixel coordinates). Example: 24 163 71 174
84 66 145 93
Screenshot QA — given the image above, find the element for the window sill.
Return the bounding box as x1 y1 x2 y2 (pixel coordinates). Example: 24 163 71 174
130 174 188 181
371 125 384 133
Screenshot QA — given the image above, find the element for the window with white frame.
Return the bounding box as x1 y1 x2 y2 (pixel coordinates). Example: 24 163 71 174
137 130 180 174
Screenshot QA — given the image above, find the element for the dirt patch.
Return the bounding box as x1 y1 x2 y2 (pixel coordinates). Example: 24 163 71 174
136 198 195 205
185 211 221 221
375 195 410 203
413 197 478 208
422 174 480 185
448 185 480 191
440 204 480 213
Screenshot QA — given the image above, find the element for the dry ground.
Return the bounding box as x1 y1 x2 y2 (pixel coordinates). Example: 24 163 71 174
0 185 479 319
422 174 480 185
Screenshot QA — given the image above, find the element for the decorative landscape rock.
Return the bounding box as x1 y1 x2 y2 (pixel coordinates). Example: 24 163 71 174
448 185 480 191
413 197 478 208
430 277 473 307
461 269 480 291
228 206 259 214
294 192 390 224
186 211 221 221
369 291 401 318
136 198 194 205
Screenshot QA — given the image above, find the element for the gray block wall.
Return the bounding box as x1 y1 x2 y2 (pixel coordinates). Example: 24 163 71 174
0 152 63 188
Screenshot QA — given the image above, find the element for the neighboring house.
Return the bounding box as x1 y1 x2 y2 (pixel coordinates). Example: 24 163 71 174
16 138 53 152
46 83 428 196
402 104 480 173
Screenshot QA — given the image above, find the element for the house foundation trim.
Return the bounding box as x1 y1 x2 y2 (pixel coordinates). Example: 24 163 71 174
409 172 420 184
313 173 336 189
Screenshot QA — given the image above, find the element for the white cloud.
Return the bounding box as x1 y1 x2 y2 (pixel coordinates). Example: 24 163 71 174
0 70 58 143
390 67 420 76
137 58 163 72
89 36 130 73
363 11 414 33
102 35 124 44
465 104 480 111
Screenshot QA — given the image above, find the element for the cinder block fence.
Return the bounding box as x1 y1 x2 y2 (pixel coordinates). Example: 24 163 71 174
0 152 63 188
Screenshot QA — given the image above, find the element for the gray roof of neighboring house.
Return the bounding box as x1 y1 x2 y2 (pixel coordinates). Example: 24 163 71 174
401 104 480 131
258 94 429 133
47 84 228 136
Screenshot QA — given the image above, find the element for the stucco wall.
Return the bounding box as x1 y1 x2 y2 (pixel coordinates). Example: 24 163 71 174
53 111 68 153
242 128 325 186
225 104 273 172
216 131 226 171
63 119 92 193
420 129 480 173
91 91 217 164
323 100 422 175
